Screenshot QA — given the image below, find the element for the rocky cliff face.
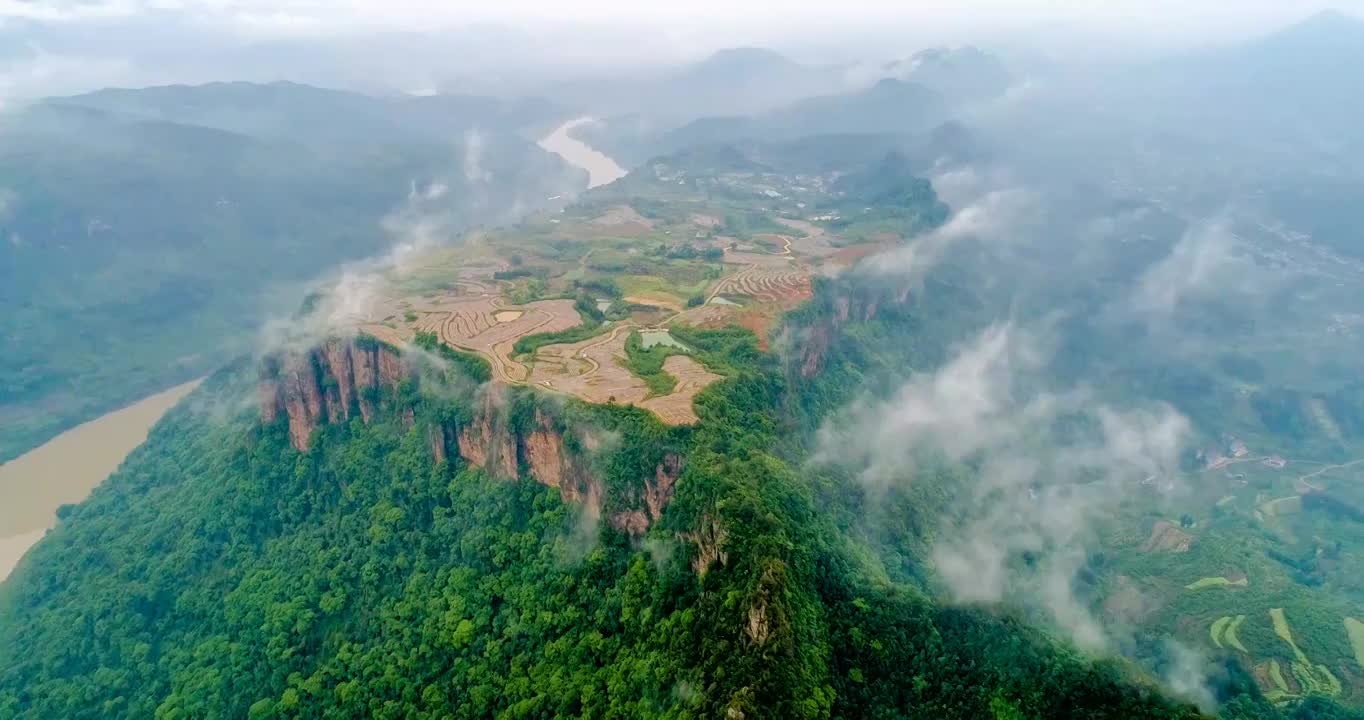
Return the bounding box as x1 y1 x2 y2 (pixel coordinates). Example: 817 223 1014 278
428 390 681 535
797 281 911 379
262 341 682 535
258 338 408 451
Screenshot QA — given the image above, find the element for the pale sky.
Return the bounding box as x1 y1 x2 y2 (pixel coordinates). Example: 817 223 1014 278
1 0 1358 41
0 0 1359 101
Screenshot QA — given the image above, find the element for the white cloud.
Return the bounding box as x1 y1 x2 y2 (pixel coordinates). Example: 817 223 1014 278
0 47 134 108
816 322 1191 652
862 186 1039 286
1127 219 1244 317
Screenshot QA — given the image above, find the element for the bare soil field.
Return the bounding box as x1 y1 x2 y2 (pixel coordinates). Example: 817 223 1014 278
624 294 685 313
526 327 718 425
722 249 794 268
529 326 650 404
776 217 838 256
592 205 653 228
639 356 722 425
357 323 408 347
391 296 583 383
712 266 812 305
1141 520 1193 553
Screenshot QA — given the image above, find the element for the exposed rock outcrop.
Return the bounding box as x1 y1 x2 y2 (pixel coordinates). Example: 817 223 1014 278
683 512 730 576
322 339 355 422
456 388 518 480
260 340 681 533
352 344 378 422
646 453 683 521
796 281 911 379
610 511 649 536
429 424 451 464
525 409 571 491
258 337 408 451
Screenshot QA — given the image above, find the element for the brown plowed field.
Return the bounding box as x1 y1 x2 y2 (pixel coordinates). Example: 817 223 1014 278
775 217 838 256
395 297 582 383
356 323 409 347
527 327 720 425
528 326 650 405
639 356 722 425
722 249 794 268
712 266 812 305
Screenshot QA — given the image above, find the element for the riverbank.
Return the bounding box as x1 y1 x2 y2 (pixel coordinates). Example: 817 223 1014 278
0 378 202 582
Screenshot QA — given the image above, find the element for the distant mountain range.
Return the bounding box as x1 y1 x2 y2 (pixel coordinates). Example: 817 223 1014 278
51 81 566 144
568 45 1014 168
659 78 949 150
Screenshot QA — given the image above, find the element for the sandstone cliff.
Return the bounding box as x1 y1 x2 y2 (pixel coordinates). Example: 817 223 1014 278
796 279 912 379
258 337 408 451
262 341 682 535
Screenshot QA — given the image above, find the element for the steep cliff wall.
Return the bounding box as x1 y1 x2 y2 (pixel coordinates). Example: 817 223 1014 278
262 341 682 534
797 284 902 379
258 337 407 451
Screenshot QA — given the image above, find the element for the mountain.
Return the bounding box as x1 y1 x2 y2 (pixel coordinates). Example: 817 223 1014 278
643 47 846 119
8 123 1361 716
654 78 948 155
0 142 1236 718
871 46 1015 104
1127 8 1364 154
572 46 999 170
55 81 566 144
546 47 847 127
0 82 582 462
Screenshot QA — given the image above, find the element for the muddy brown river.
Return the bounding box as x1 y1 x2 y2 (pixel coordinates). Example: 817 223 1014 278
0 379 201 581
539 117 628 189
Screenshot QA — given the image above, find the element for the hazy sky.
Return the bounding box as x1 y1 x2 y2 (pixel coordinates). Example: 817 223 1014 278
3 0 1358 41
1 1 1360 100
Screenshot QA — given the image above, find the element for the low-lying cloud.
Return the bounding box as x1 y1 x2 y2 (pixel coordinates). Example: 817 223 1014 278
1126 218 1247 318
815 322 1190 654
861 186 1039 286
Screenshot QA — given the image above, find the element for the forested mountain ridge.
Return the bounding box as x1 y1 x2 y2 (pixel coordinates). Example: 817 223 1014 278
0 284 1217 720
6 132 1351 718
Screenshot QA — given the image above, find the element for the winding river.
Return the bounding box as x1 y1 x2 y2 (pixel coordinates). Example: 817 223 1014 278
539 117 628 189
0 379 201 581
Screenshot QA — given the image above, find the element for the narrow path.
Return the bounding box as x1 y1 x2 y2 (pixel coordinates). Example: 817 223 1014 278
1294 457 1364 492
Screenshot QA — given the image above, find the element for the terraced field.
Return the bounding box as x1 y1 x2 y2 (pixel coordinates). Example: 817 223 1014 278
1211 615 1249 652
524 327 721 424
1269 608 1344 699
1185 575 1249 590
528 326 649 405
429 298 583 383
712 265 812 305
329 197 855 424
774 217 837 256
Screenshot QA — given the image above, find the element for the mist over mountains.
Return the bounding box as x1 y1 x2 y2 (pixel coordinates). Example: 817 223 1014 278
3 5 1364 719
